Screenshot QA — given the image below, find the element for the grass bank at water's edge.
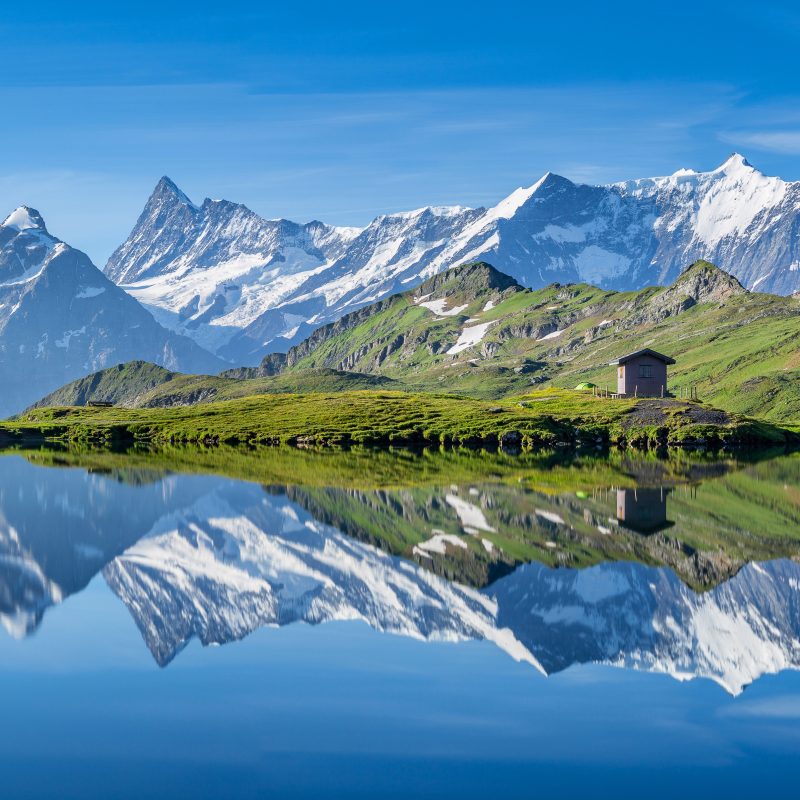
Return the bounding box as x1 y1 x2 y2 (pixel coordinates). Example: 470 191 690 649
2 389 795 451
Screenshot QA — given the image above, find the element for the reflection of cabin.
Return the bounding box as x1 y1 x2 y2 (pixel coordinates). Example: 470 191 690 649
609 349 675 397
616 487 673 534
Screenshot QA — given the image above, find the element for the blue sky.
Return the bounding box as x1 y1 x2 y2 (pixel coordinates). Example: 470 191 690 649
0 0 798 263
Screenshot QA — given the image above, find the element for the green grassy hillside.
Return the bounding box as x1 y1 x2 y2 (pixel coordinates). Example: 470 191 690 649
25 260 800 427
30 363 400 411
274 260 800 422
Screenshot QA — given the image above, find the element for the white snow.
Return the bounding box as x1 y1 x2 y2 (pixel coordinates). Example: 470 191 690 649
574 568 630 602
417 298 468 317
574 246 631 283
482 299 495 312
535 509 565 525
55 327 86 349
75 287 106 299
446 320 496 355
412 533 468 556
445 494 496 532
488 173 549 219
2 207 40 231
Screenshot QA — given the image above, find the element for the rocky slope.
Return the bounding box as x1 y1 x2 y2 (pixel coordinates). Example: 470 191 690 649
0 207 224 416
105 155 800 363
238 259 800 423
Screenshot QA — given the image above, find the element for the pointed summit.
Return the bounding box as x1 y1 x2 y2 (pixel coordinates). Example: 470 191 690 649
150 176 196 209
713 153 754 174
490 172 570 220
2 206 47 232
669 260 747 303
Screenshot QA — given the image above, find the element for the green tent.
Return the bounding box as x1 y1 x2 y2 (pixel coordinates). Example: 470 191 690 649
575 382 597 390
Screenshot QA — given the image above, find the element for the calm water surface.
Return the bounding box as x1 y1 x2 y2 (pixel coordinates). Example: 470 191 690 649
1 450 799 798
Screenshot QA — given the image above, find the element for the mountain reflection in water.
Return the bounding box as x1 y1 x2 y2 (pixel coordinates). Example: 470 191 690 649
0 451 798 695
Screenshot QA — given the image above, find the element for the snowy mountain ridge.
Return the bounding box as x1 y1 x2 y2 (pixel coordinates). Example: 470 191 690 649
105 155 800 364
103 481 800 694
0 207 224 414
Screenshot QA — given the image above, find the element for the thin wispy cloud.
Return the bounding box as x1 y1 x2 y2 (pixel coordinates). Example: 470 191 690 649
718 695 800 719
721 130 800 155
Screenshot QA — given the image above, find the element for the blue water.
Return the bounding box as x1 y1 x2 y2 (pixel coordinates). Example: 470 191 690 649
0 453 798 798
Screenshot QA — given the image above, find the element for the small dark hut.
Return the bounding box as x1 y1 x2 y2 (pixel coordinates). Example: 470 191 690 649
608 349 675 397
615 488 673 534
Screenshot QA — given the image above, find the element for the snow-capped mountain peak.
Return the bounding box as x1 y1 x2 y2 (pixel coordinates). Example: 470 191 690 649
2 206 48 232
104 155 800 363
488 173 552 220
713 152 754 174
0 207 224 415
152 175 197 209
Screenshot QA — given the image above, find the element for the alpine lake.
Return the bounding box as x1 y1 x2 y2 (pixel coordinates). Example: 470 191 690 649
1 442 799 798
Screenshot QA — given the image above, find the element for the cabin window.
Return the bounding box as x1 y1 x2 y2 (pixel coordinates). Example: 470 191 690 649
638 364 653 378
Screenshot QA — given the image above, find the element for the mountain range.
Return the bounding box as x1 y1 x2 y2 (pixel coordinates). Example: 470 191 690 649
105 154 800 364
3 153 799 417
0 207 224 415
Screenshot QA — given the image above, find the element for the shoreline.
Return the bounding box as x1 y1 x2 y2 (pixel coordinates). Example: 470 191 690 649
1 389 796 453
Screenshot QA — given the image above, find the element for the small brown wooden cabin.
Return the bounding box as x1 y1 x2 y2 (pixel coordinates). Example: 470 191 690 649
609 349 675 398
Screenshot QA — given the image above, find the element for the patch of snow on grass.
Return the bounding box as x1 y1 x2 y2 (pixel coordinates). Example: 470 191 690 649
412 533 468 557
537 329 563 342
536 509 565 525
419 298 468 317
447 320 496 355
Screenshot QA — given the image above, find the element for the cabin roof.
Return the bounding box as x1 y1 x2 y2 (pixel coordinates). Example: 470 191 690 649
608 348 676 366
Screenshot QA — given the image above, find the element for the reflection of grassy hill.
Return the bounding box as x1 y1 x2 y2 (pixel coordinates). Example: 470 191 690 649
283 453 800 592
11 443 799 592
4 389 794 450
13 444 743 491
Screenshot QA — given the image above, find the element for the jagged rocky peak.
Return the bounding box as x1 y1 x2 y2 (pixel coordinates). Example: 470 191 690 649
150 175 196 208
626 260 748 327
671 260 748 303
0 206 61 281
413 261 524 302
